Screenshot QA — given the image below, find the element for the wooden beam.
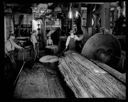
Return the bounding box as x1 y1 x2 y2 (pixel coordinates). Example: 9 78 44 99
100 3 110 30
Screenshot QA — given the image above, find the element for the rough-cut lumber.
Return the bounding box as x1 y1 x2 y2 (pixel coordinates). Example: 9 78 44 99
72 52 126 83
58 51 126 99
91 60 126 83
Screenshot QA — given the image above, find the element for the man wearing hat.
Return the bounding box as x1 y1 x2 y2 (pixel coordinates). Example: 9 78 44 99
65 29 83 51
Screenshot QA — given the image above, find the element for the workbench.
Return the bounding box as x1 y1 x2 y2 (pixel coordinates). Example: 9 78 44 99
58 51 126 99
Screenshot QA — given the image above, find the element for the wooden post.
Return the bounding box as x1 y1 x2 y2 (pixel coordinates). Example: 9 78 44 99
101 3 110 30
43 17 47 47
101 4 105 29
86 5 93 36
4 16 7 42
105 3 110 30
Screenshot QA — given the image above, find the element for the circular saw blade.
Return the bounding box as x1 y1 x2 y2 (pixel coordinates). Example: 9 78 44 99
81 33 121 68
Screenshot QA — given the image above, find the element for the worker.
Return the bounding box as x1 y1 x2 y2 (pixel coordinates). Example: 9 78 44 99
65 29 83 52
46 36 53 46
5 34 23 68
30 30 39 59
72 24 77 34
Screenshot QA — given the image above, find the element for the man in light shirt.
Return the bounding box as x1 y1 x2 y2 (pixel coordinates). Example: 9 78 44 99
5 34 23 67
46 36 53 46
30 30 39 59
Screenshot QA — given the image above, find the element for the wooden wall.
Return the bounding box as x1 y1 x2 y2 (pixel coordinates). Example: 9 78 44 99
4 14 14 42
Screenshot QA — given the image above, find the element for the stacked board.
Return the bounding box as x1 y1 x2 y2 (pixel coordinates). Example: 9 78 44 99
58 51 126 99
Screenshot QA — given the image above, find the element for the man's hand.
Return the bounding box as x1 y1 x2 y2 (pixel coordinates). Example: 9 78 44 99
19 47 24 50
65 46 68 50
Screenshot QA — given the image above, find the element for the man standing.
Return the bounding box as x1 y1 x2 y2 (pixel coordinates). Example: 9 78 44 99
5 34 23 68
46 36 53 46
30 30 39 59
65 29 83 51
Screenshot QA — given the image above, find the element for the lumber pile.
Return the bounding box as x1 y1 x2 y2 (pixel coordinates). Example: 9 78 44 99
58 51 126 99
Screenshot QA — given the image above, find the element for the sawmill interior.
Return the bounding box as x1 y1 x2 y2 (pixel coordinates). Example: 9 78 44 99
3 1 126 99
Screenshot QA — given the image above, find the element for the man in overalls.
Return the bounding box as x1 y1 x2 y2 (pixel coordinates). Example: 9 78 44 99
65 29 83 52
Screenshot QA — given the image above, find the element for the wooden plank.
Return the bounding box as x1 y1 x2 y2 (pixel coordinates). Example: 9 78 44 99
91 60 126 83
58 52 126 99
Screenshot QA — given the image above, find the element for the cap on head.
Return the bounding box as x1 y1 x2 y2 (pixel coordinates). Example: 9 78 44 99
72 24 77 29
73 24 77 27
9 33 15 37
70 30 74 34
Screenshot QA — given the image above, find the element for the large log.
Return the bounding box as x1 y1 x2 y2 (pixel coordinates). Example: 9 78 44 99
58 52 126 98
71 52 126 83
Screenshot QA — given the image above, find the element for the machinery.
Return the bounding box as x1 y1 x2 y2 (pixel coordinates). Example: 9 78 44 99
81 33 122 70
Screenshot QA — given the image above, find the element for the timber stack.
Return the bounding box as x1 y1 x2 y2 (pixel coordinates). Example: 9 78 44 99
58 51 126 99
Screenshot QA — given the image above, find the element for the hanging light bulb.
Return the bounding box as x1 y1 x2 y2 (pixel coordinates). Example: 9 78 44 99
122 1 126 17
69 10 73 19
92 18 94 26
68 3 73 19
75 10 79 18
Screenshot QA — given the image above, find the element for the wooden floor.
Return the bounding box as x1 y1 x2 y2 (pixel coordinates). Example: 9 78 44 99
58 51 126 99
14 62 65 98
13 51 126 99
